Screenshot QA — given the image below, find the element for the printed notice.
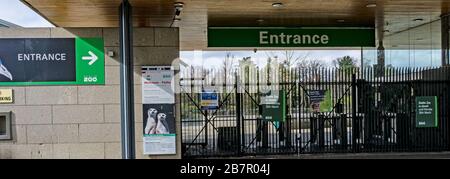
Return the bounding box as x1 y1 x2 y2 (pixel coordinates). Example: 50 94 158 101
416 96 438 128
144 134 176 155
141 66 175 104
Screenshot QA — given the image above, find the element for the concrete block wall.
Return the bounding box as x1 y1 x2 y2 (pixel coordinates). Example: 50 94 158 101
0 27 180 159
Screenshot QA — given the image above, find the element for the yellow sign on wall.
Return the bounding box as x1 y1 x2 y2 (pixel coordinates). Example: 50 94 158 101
0 89 13 104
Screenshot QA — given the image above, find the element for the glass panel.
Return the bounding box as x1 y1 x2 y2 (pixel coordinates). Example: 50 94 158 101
364 18 442 68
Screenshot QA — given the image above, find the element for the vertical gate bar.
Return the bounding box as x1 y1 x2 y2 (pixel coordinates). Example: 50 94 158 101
382 67 386 152
235 72 241 156
403 67 406 152
212 70 216 154
434 67 438 151
447 67 450 151
437 68 441 151
414 67 418 152
430 68 433 151
287 67 290 150
325 67 330 151
346 68 350 151
402 67 406 151
352 73 358 152
401 67 404 151
440 68 443 150
429 67 432 152
366 67 370 152
325 68 329 151
401 67 404 152
297 68 302 154
204 110 208 148
257 68 261 145
181 75 184 156
279 67 284 147
408 67 412 152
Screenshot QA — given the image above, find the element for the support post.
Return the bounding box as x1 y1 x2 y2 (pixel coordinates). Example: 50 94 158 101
119 0 135 159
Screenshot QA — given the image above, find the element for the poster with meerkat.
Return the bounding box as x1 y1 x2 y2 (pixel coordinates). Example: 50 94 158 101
143 104 176 135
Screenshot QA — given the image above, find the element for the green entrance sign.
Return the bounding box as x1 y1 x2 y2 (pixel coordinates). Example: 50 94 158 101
416 96 438 128
208 27 375 48
0 37 104 86
261 90 286 122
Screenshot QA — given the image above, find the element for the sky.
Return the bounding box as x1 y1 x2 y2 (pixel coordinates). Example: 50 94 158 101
0 0 442 68
180 50 363 69
0 0 53 27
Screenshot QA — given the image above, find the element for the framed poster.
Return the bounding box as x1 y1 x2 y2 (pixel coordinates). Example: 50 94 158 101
141 66 176 155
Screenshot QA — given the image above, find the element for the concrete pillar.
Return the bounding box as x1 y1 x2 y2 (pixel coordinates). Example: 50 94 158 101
441 14 450 66
376 40 385 77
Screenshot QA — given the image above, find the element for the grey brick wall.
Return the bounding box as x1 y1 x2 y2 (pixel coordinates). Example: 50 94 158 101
0 27 180 159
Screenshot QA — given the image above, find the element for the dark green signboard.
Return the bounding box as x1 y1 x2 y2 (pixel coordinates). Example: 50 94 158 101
0 38 104 86
416 96 438 128
261 90 286 122
208 27 375 48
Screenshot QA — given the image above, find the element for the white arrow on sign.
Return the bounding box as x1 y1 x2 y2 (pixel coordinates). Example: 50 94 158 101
82 51 98 66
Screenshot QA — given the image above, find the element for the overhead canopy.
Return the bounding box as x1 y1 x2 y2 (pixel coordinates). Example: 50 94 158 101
22 0 450 50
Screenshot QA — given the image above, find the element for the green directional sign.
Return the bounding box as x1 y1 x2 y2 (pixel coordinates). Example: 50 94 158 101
76 38 105 85
208 27 375 48
0 37 104 86
416 96 438 128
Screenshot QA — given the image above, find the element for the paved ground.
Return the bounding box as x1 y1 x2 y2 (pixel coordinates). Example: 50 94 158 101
207 152 450 159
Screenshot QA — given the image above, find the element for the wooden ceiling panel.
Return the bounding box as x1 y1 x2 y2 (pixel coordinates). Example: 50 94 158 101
22 0 450 50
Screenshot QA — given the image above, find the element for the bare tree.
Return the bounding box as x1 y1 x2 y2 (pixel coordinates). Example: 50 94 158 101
296 58 326 82
265 50 310 69
281 51 311 69
221 52 236 92
332 56 358 70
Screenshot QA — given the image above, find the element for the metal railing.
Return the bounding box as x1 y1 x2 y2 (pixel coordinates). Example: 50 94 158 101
180 66 450 158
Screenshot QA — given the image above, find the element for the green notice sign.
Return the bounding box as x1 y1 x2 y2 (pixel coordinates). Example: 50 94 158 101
261 90 286 122
208 27 375 48
416 96 438 128
0 37 104 86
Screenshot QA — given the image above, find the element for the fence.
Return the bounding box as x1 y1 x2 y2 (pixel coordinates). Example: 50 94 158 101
180 66 450 158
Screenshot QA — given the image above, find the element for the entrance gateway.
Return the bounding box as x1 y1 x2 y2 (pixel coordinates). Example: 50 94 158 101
180 27 450 158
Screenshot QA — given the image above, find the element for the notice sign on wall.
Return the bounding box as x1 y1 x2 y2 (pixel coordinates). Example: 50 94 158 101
0 38 104 86
416 96 438 128
0 89 13 104
142 66 176 155
200 87 219 110
261 90 286 122
141 66 175 104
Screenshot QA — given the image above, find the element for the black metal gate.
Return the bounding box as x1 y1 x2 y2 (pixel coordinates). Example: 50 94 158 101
181 67 450 158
